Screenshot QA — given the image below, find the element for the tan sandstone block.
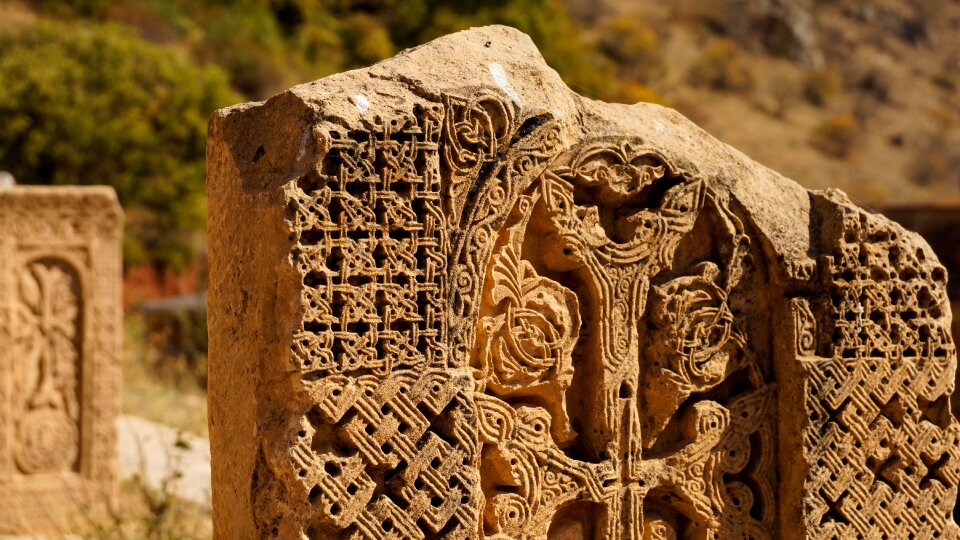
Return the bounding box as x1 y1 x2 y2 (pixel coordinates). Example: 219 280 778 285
0 186 123 534
207 25 960 539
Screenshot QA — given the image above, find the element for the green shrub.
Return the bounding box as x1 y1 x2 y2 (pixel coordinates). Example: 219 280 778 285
619 82 667 105
932 71 959 92
197 4 294 99
765 67 800 118
803 67 839 106
688 39 756 92
0 18 237 270
342 13 395 67
599 15 664 82
26 0 111 17
811 114 860 159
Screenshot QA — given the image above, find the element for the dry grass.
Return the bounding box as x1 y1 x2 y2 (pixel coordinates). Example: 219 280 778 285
122 317 208 437
94 315 213 538
76 477 212 540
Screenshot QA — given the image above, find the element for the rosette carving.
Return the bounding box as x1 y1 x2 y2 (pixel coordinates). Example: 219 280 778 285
647 261 742 389
479 247 579 389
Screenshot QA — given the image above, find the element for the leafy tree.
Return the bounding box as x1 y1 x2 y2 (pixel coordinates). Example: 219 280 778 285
0 0 643 273
316 0 623 100
0 18 237 270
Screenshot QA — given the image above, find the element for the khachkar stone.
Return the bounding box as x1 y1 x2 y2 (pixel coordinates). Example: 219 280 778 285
0 186 123 534
206 26 960 539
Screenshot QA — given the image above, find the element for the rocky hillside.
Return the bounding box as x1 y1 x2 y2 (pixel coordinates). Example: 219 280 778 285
569 0 960 205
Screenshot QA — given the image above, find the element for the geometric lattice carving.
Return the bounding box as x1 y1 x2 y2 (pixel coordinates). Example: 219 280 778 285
0 186 123 534
788 203 960 539
207 25 960 539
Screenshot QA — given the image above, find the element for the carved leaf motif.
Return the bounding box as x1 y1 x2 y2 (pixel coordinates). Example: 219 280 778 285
19 266 41 311
475 393 518 444
488 241 525 308
15 273 42 400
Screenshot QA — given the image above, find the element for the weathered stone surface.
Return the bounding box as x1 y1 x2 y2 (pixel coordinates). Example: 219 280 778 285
206 25 960 539
0 186 123 534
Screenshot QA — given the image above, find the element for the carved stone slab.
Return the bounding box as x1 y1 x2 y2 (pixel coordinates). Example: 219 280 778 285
0 186 123 534
206 26 960 539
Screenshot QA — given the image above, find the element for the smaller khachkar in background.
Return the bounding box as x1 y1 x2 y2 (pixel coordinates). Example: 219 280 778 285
0 186 123 535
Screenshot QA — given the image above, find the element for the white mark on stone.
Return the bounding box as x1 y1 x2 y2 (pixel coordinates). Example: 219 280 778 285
0 171 15 188
488 63 521 105
355 94 371 113
654 121 667 133
296 130 309 161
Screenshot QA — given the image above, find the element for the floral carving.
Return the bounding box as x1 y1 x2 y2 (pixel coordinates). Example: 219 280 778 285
475 394 614 539
480 247 578 386
474 195 579 444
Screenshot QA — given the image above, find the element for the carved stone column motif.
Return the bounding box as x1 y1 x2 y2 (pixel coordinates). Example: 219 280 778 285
0 186 123 534
207 26 960 539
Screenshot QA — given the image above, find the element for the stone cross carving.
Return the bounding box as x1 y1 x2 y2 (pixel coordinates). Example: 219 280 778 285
0 186 123 534
207 26 960 539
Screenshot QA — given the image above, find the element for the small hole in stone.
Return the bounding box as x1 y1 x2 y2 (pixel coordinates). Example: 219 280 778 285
252 145 266 163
